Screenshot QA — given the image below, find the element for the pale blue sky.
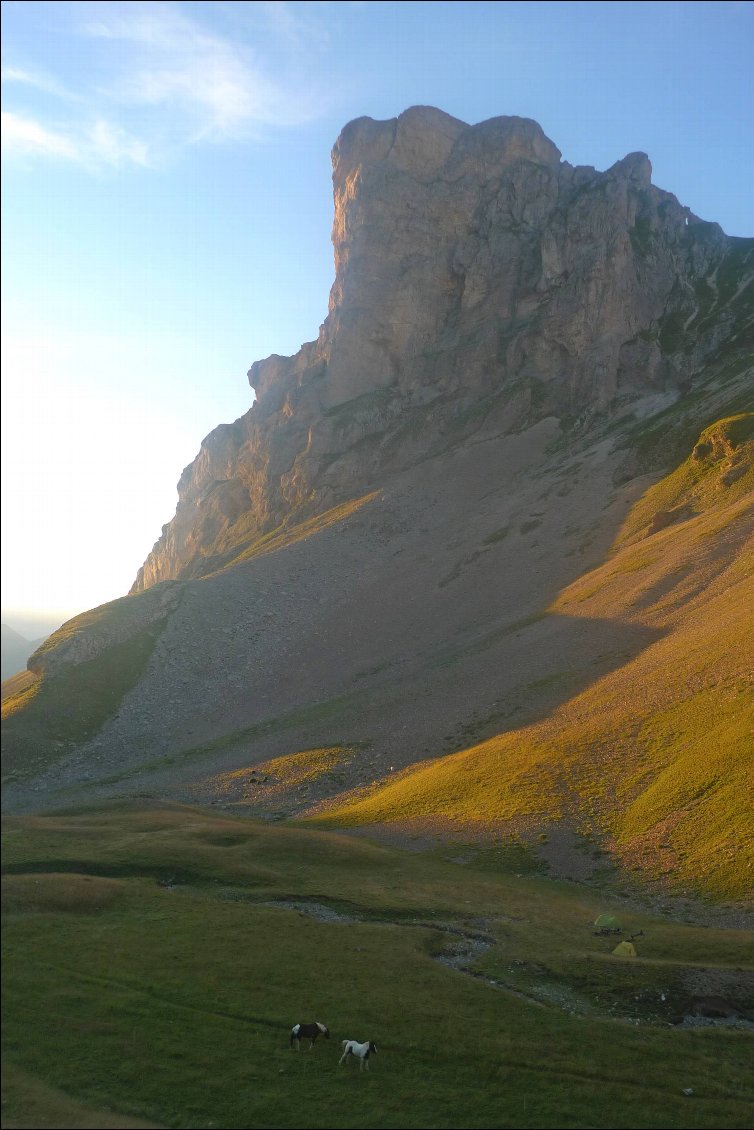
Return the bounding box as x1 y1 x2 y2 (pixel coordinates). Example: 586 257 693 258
2 1 752 636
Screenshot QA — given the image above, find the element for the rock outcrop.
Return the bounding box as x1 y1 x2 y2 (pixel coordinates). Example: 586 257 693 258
132 106 753 592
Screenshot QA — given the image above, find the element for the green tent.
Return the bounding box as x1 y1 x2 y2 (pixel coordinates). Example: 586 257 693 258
612 941 637 958
594 913 621 929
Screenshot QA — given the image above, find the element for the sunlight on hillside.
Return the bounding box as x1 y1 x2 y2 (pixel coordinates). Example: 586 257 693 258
191 746 358 808
1 670 39 714
613 414 753 549
210 490 381 574
309 429 754 900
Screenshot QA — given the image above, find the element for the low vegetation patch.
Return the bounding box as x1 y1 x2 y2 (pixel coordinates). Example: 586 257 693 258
190 746 360 813
211 491 380 574
617 414 754 545
1 623 167 782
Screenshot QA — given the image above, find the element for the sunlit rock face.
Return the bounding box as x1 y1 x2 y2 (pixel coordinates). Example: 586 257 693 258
131 106 745 592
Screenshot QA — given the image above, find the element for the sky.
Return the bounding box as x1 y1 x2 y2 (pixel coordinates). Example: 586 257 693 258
2 0 753 639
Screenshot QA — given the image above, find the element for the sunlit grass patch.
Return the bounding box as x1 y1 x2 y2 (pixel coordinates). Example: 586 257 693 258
234 746 355 789
1 872 127 915
613 686 754 896
193 746 361 813
615 414 754 548
215 491 380 572
1 671 40 717
309 728 565 830
611 554 657 575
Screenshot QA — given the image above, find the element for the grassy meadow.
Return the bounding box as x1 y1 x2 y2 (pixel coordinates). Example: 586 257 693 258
2 804 753 1129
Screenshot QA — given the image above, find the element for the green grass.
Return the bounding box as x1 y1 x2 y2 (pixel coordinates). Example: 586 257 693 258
1 1061 162 1128
3 805 753 1129
28 584 179 672
615 414 754 548
191 746 362 812
619 381 754 476
215 491 380 573
1 622 167 783
1 670 40 714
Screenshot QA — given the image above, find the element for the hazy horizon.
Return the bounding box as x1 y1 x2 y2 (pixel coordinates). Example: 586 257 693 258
1 609 77 641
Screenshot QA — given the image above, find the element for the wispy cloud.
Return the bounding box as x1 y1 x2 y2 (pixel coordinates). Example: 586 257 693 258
84 3 327 138
1 111 78 160
257 1 333 56
87 119 149 166
1 65 77 100
2 1 335 170
1 110 149 167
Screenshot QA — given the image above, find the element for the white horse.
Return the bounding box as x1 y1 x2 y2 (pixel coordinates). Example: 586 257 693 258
339 1039 377 1071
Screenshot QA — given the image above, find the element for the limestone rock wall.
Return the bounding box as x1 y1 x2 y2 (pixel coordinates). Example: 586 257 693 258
131 106 750 592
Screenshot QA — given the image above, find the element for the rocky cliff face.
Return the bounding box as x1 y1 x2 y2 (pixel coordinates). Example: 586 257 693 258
132 106 751 592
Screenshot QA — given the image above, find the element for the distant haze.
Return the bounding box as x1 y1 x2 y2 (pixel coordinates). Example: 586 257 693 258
1 610 70 641
1 622 48 681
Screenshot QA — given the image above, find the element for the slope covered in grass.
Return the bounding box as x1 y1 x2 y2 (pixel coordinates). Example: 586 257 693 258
3 805 753 1130
616 413 753 547
310 423 754 900
1 623 167 784
1 581 183 784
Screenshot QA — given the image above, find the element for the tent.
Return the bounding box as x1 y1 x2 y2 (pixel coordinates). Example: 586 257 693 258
594 913 621 929
612 941 637 958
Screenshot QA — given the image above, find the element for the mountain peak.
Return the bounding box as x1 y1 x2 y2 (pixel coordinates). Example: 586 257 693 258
129 108 748 593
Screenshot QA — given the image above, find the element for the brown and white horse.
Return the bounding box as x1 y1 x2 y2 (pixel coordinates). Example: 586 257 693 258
290 1021 330 1050
339 1039 377 1070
